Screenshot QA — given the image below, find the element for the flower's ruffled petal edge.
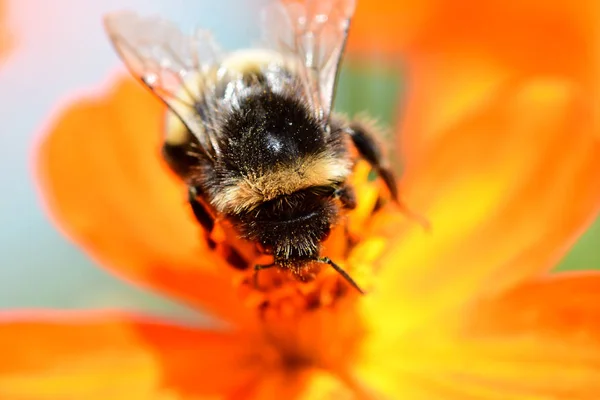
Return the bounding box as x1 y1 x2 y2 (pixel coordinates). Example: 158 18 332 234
359 77 600 332
35 76 253 327
0 310 267 399
357 272 600 399
0 309 381 400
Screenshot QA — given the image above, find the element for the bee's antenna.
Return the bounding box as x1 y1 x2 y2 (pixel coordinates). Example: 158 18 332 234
253 263 276 290
317 257 364 294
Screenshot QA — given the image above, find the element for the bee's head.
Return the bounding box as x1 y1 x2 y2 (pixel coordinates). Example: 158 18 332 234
233 187 339 264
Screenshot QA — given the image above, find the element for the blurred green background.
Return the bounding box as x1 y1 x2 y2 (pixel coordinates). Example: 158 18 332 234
0 1 597 318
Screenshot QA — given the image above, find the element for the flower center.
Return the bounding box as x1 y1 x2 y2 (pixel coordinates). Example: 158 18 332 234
210 220 368 319
252 290 368 392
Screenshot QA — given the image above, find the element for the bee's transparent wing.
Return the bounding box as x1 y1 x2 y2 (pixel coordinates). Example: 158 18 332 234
103 11 222 156
261 0 356 124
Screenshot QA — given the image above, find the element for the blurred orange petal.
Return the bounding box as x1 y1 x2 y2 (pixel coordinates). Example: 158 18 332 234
434 272 600 398
349 0 600 153
364 78 600 330
0 311 264 399
358 273 600 399
350 0 598 76
36 77 251 326
349 0 431 55
471 271 600 338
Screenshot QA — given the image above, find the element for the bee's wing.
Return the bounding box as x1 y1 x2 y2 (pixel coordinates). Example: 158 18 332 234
261 0 356 124
103 11 222 156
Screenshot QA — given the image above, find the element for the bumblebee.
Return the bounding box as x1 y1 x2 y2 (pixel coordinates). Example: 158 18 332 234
103 0 398 294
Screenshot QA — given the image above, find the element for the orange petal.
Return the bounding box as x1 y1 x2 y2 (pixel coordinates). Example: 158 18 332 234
358 273 600 399
35 76 250 326
348 0 432 55
364 77 600 331
349 1 600 153
0 311 266 399
350 0 598 74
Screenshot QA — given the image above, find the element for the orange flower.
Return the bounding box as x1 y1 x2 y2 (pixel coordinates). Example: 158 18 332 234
349 0 600 156
2 2 600 399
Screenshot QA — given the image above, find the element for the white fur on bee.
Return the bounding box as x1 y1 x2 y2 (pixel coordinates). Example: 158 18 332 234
220 48 295 76
164 48 297 146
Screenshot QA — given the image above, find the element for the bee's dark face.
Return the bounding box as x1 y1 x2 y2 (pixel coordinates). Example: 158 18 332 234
231 188 339 264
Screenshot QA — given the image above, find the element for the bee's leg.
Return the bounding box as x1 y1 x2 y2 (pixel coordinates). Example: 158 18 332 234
188 186 215 233
317 257 364 294
162 143 200 180
187 186 220 249
188 186 252 267
334 185 359 255
346 123 431 230
335 185 357 210
253 263 277 289
345 123 398 202
162 141 216 233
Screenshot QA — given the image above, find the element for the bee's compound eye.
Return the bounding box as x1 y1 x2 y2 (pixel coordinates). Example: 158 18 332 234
256 242 273 254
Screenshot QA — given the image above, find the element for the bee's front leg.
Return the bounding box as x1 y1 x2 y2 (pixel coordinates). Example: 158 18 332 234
187 186 215 234
334 185 357 210
253 263 277 290
345 122 398 202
